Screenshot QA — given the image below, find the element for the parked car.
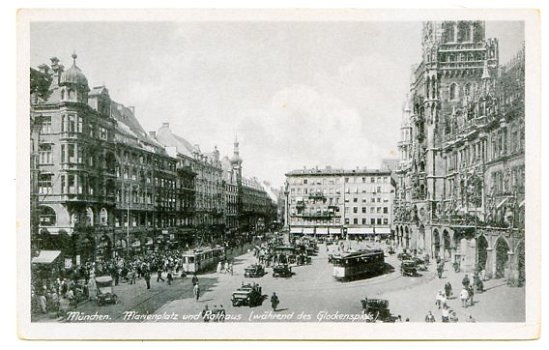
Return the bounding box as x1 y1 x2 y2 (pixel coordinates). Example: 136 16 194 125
400 260 418 276
244 264 265 278
411 257 428 271
95 276 118 306
360 298 398 322
272 264 293 278
231 283 263 307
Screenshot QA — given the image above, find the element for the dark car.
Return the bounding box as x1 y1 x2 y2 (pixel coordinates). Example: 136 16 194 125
360 298 398 322
272 264 292 278
244 264 265 278
411 257 428 271
400 260 418 276
231 283 263 307
397 252 412 261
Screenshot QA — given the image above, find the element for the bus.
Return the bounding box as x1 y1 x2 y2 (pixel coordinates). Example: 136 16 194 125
332 249 385 281
181 246 225 274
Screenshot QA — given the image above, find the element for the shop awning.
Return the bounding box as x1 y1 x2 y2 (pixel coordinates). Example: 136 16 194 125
290 227 303 234
347 227 375 235
303 227 315 234
328 227 341 235
32 250 61 264
316 227 329 234
375 227 392 235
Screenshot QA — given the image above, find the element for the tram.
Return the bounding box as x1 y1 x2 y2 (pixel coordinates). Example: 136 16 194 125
332 249 385 281
181 246 225 274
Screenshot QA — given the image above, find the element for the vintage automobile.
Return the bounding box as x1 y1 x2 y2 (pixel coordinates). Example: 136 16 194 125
360 298 398 322
296 254 312 266
400 260 418 276
397 252 413 261
95 275 118 306
272 264 292 278
244 264 265 278
411 257 428 271
231 283 263 307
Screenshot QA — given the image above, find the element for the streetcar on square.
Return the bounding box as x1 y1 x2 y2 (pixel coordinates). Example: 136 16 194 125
181 246 225 274
331 249 385 281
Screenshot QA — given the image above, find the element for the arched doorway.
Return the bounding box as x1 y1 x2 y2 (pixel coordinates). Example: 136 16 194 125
442 230 452 260
495 237 510 279
477 235 489 273
433 229 440 258
516 241 525 287
418 225 426 253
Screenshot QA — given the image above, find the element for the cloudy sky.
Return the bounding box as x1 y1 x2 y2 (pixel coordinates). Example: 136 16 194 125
30 20 524 187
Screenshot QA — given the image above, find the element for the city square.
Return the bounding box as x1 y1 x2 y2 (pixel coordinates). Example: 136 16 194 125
27 17 527 326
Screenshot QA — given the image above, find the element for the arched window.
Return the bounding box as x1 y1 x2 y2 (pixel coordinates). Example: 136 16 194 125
465 83 471 96
450 83 458 100
60 89 65 100
38 206 56 226
86 207 94 226
100 208 108 226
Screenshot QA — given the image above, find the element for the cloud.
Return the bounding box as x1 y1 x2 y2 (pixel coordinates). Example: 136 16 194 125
235 84 384 185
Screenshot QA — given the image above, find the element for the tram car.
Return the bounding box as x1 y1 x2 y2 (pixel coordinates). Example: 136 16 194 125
332 249 385 281
181 246 225 274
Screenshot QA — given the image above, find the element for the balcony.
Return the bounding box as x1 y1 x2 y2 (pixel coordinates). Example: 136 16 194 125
308 192 326 200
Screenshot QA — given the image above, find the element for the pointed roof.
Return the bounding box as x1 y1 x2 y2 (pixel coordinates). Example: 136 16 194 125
155 123 197 158
481 60 491 80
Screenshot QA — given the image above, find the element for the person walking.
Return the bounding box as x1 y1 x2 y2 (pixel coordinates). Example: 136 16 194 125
166 269 173 286
444 282 453 298
191 274 198 286
437 261 444 279
156 265 165 283
460 287 469 308
467 285 475 307
462 274 470 288
270 292 280 311
425 311 436 322
435 290 444 309
143 268 151 290
441 304 450 323
193 282 201 301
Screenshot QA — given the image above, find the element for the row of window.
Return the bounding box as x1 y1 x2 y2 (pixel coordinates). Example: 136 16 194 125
289 175 390 186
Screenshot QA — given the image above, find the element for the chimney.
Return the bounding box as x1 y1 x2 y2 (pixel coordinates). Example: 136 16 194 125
148 131 156 138
162 122 170 128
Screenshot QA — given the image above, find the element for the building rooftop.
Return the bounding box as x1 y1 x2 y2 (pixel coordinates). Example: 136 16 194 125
285 167 391 177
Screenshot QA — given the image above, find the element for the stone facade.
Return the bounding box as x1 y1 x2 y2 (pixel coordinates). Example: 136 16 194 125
285 167 394 237
393 21 525 286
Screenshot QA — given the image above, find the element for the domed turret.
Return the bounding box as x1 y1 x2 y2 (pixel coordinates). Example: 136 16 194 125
59 53 89 104
60 53 89 90
230 134 243 165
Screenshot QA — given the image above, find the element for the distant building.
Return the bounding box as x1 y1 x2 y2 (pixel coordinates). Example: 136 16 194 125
285 167 395 237
30 54 178 261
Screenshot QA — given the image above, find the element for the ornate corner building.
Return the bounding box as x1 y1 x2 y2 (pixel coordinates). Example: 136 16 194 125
393 21 525 286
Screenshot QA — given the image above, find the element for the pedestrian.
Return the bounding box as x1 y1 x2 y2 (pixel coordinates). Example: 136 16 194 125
166 269 173 286
453 260 460 273
219 304 226 322
229 262 234 276
467 285 475 306
270 292 279 311
143 268 151 290
193 282 201 301
441 304 450 322
444 282 453 298
437 262 444 279
435 290 444 309
216 262 222 274
156 266 165 282
425 311 436 322
449 310 459 323
201 304 210 322
460 287 469 308
224 261 229 274
462 274 470 288
191 273 198 286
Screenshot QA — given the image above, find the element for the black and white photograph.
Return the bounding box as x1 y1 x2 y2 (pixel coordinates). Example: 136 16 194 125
16 8 541 340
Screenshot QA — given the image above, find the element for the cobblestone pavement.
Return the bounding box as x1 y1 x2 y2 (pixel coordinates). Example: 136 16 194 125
151 241 525 323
